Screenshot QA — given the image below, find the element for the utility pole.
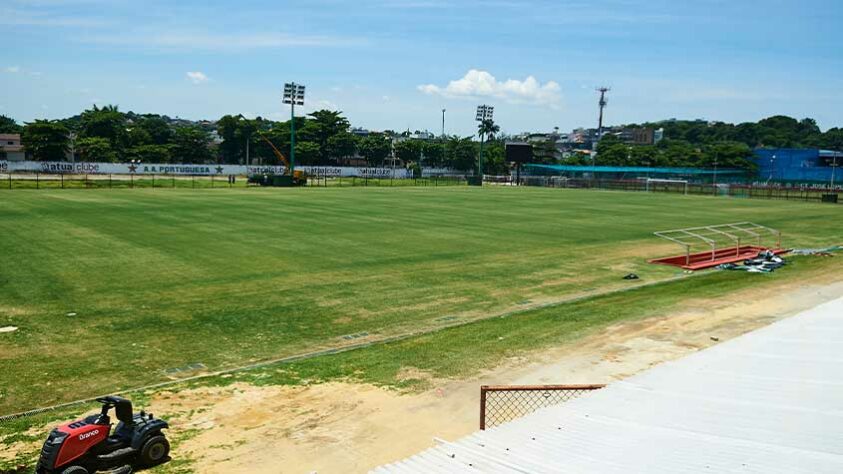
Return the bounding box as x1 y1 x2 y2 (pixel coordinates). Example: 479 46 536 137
68 132 77 163
768 154 776 183
593 87 610 173
441 109 446 138
831 156 839 189
597 87 609 137
713 154 719 195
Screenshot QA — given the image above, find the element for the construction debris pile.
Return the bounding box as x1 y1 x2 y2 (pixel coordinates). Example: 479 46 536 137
718 249 787 273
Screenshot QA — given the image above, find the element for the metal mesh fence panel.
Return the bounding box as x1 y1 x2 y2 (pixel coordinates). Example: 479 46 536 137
518 177 841 204
480 384 605 430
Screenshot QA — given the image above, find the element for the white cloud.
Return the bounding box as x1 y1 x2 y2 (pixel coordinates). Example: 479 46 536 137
186 71 209 84
81 31 365 52
4 66 21 73
419 69 561 107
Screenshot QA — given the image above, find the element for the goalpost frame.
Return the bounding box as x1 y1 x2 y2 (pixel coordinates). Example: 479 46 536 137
643 178 689 195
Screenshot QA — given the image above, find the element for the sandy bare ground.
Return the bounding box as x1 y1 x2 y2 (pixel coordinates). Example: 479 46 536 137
5 272 843 473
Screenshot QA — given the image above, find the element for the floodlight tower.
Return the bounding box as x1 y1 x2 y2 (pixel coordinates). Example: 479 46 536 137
282 82 305 174
476 104 494 180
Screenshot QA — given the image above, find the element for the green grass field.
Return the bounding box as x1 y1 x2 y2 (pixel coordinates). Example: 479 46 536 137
1 186 841 414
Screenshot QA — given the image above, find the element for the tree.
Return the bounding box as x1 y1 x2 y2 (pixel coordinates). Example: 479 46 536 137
253 127 289 166
649 114 843 151
126 127 153 148
80 105 127 157
562 151 592 166
128 144 171 164
358 133 392 166
482 140 508 175
821 128 843 150
444 136 477 171
171 127 212 164
21 120 70 161
327 132 359 164
238 118 258 164
293 141 321 166
702 142 754 170
217 114 244 164
393 139 424 165
422 140 445 167
136 115 173 145
477 119 500 141
307 110 350 164
595 134 628 166
532 140 558 164
76 137 118 162
0 115 21 134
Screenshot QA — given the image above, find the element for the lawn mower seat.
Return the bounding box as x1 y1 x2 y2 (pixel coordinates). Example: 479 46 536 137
97 395 135 425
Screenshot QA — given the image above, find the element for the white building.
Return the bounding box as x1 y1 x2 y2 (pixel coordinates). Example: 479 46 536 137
0 134 25 161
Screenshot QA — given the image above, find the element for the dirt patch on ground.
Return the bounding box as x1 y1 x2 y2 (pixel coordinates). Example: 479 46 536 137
394 367 438 385
159 274 843 473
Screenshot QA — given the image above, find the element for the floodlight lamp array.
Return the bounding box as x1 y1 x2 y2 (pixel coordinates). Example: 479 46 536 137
283 83 306 106
476 105 494 121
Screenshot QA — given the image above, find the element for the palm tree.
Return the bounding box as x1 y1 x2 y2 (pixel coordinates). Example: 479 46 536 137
476 119 500 179
477 119 500 141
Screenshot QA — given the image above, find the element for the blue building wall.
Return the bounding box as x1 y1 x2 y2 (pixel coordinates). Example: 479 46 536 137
753 149 842 183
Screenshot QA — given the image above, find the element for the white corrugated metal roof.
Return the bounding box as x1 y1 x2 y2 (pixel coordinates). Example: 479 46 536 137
374 297 843 473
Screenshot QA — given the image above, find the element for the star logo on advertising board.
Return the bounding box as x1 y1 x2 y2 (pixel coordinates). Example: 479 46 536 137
215 166 224 174
128 164 137 173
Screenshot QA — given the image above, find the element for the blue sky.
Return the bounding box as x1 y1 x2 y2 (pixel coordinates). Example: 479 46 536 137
2 0 842 136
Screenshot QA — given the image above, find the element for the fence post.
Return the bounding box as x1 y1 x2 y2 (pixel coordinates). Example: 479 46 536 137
61 173 64 189
85 174 89 188
211 175 214 188
8 174 11 190
192 175 195 189
173 176 176 188
152 174 155 189
131 174 134 189
109 174 112 189
36 173 39 189
480 386 488 430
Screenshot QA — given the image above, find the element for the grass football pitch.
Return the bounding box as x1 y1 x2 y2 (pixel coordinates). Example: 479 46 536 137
1 186 841 414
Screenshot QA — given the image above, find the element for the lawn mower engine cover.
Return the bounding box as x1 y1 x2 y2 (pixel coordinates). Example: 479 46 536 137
38 418 109 471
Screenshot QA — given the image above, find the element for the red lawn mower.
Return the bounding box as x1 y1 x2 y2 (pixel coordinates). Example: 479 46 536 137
36 396 170 474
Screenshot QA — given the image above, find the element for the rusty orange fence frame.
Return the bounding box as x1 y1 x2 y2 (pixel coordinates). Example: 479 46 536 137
480 384 606 430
